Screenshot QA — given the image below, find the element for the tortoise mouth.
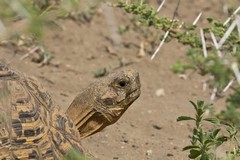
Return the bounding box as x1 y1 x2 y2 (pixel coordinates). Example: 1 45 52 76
119 88 141 106
131 88 141 98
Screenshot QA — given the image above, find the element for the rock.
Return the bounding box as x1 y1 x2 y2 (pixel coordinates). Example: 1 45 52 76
146 149 153 156
152 124 162 130
167 153 174 157
173 146 178 150
178 74 187 80
138 41 146 58
155 88 165 97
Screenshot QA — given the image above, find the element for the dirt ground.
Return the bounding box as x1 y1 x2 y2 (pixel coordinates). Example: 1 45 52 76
0 0 239 159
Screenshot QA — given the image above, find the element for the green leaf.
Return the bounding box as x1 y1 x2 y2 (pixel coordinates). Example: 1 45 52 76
62 149 91 160
226 125 238 137
193 134 200 142
220 121 233 127
203 103 212 110
207 18 214 23
216 136 228 144
204 139 214 145
170 61 194 74
197 108 204 117
189 149 201 159
190 100 198 111
197 100 204 107
200 154 211 160
203 118 220 124
182 145 200 151
177 116 195 121
212 128 221 138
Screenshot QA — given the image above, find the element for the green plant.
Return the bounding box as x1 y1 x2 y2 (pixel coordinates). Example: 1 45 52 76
0 0 80 38
0 0 85 65
114 0 199 45
177 100 240 159
217 87 240 129
115 0 240 128
69 1 101 24
61 149 91 160
118 25 129 35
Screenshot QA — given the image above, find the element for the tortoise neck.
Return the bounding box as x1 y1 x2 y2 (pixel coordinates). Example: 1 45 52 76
66 93 109 139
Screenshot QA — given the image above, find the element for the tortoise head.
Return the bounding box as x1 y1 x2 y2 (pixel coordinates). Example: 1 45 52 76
66 69 141 139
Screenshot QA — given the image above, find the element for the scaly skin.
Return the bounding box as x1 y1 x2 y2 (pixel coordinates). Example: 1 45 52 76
67 69 141 139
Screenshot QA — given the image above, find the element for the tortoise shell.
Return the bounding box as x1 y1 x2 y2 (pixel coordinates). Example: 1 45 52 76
0 64 83 159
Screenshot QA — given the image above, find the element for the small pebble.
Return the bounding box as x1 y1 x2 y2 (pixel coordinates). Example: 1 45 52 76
167 153 174 157
87 54 95 60
94 68 108 78
130 123 135 127
152 124 162 130
146 149 153 156
173 146 178 150
123 139 128 143
178 74 187 80
138 41 146 58
155 88 165 97
132 144 137 148
60 92 68 97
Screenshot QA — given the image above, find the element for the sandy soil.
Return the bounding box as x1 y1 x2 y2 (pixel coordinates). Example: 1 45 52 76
0 0 239 159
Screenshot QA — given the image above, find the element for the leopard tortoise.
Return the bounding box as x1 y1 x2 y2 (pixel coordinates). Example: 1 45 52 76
0 62 141 159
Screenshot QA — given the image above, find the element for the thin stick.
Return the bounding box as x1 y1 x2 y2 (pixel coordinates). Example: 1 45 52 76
202 81 207 92
39 1 56 17
151 0 181 60
223 79 235 93
210 87 217 102
223 6 240 26
210 32 222 57
20 46 39 60
151 30 169 60
157 0 166 12
223 3 228 14
178 22 184 29
232 63 240 85
237 16 240 37
218 18 238 48
200 28 207 58
192 12 202 25
233 46 237 54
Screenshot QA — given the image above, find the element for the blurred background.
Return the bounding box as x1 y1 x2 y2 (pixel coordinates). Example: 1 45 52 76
0 0 239 159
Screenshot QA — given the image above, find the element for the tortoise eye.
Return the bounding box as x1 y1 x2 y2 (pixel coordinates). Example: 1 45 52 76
118 80 127 88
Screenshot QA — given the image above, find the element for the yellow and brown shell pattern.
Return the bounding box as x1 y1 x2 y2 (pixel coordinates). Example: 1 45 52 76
0 64 83 159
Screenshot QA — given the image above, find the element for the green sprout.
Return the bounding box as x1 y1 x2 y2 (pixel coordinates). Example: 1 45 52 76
178 100 240 159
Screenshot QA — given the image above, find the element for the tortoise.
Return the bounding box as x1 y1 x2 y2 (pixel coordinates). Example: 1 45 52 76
0 62 141 159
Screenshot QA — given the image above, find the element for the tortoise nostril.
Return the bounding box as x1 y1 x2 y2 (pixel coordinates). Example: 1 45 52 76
103 98 115 105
